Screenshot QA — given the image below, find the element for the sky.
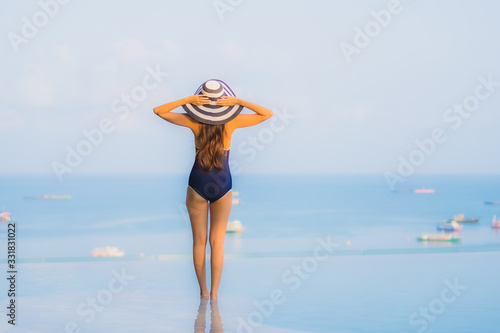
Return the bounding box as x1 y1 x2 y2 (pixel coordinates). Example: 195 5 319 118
1 0 500 180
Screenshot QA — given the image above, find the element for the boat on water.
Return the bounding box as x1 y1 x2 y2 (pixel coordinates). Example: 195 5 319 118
447 213 479 223
391 189 413 193
24 194 72 200
226 220 245 233
414 188 435 194
437 220 463 232
232 198 240 205
492 216 500 229
484 201 500 206
417 233 461 242
0 212 11 222
91 246 124 257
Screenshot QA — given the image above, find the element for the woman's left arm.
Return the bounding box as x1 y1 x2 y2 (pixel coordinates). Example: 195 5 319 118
153 95 209 128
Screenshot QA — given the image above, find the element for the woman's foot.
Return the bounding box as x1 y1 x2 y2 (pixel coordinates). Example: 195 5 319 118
201 289 210 298
210 291 218 300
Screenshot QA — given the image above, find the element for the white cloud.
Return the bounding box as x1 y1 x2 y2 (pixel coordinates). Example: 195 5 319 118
111 38 161 64
54 45 76 65
217 40 244 60
10 45 81 108
340 105 372 123
163 38 181 57
93 59 119 74
17 69 55 107
251 43 295 71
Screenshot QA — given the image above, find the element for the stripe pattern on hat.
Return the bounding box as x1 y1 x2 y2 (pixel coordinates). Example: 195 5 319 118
182 79 243 125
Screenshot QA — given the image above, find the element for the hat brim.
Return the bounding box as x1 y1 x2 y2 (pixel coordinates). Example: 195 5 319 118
182 79 243 125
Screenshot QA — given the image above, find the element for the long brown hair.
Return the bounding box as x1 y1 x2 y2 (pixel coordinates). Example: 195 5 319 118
196 123 226 171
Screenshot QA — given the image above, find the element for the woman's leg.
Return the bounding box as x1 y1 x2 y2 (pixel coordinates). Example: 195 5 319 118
208 189 233 300
186 186 210 297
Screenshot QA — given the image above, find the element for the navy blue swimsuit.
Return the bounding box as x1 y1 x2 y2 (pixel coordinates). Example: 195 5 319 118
188 147 232 202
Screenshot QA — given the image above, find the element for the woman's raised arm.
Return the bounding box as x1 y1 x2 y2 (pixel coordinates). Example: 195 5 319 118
153 95 209 128
217 96 274 129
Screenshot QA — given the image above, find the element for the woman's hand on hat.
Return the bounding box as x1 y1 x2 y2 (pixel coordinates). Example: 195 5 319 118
216 96 240 106
185 95 210 106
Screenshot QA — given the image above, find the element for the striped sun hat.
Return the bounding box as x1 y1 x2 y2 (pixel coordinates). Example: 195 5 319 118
182 79 243 125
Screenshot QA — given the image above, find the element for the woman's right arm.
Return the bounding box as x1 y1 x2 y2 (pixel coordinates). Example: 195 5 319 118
218 96 274 128
153 95 209 128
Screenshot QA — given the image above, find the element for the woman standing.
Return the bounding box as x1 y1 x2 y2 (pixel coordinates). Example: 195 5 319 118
153 79 273 299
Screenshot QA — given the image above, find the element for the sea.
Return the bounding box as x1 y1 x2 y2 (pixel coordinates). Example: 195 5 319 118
0 174 499 332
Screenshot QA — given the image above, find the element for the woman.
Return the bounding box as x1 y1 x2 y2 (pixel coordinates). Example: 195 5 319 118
153 79 273 300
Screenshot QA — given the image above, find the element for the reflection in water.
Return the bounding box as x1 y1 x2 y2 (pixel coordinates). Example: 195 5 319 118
210 299 224 333
194 297 224 332
194 297 208 332
229 235 243 251
420 241 453 247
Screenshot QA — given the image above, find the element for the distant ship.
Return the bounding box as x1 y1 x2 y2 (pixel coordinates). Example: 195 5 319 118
447 213 479 223
414 188 435 194
91 246 124 257
226 220 245 233
492 216 500 229
391 189 413 193
417 233 461 242
231 190 240 205
484 201 500 206
437 220 463 232
0 212 11 222
24 194 72 200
